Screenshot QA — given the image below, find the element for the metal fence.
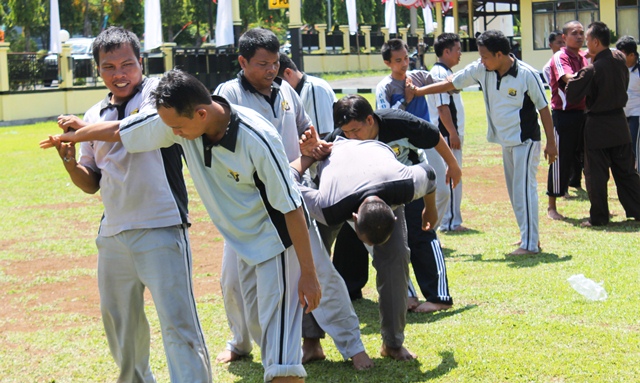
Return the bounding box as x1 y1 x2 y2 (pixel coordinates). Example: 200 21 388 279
172 48 240 91
6 49 237 93
7 53 47 91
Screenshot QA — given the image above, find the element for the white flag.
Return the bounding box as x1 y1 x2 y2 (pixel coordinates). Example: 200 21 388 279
144 0 163 51
444 16 454 33
422 4 434 34
50 0 61 53
216 0 234 46
346 0 357 34
385 0 397 34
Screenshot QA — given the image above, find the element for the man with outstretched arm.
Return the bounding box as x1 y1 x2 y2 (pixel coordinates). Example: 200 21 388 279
42 69 321 383
411 30 557 256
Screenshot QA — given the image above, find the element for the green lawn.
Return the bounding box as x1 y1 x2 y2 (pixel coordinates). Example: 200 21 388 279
1 92 639 382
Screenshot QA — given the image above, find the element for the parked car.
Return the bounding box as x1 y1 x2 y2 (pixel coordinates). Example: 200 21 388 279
43 37 95 87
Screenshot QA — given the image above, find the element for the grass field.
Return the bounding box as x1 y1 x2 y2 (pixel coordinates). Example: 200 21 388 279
1 91 639 382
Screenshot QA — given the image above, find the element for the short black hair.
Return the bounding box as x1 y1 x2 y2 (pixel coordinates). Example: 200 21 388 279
238 28 280 61
616 35 638 56
548 30 562 46
152 69 212 118
434 33 461 57
92 26 141 65
476 30 511 56
562 20 582 35
333 95 374 129
586 21 610 47
355 199 396 245
277 52 298 77
381 38 409 62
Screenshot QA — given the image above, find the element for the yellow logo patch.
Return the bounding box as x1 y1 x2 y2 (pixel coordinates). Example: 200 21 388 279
228 169 240 182
130 108 139 115
508 88 517 97
392 146 400 157
281 100 290 111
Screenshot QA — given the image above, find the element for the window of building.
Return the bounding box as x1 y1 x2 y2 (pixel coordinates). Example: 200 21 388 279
617 0 640 39
532 1 599 50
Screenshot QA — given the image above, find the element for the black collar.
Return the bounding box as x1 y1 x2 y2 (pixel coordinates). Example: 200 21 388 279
99 77 147 115
201 95 240 167
433 62 451 72
593 48 613 63
238 70 282 95
294 73 307 96
501 54 519 78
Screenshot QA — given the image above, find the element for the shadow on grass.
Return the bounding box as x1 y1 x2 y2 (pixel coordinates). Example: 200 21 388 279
407 304 478 324
562 216 640 232
562 187 589 200
226 345 458 382
438 228 483 236
302 350 458 382
353 299 477 336
469 252 573 268
226 354 264 383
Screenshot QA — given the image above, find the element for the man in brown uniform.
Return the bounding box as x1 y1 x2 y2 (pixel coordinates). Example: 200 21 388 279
566 21 640 226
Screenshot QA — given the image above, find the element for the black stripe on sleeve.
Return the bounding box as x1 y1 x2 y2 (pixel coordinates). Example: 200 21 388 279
120 112 159 132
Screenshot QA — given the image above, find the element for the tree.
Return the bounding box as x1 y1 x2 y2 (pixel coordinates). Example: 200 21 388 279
302 0 325 26
111 0 144 37
7 0 43 51
161 0 187 43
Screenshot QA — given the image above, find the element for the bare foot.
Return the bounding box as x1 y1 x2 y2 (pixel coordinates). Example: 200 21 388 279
272 377 304 383
215 349 243 363
301 338 326 364
351 351 374 370
508 247 540 256
580 220 592 227
453 225 469 232
412 301 452 313
407 296 419 311
380 344 417 361
512 240 541 249
547 208 564 220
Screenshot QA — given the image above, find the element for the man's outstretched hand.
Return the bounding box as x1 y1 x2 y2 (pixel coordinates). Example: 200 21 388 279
300 125 332 161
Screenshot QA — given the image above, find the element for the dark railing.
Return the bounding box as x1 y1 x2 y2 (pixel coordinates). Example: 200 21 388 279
349 34 366 53
370 32 386 51
173 48 239 91
302 34 319 53
7 53 46 91
142 51 166 77
325 32 344 52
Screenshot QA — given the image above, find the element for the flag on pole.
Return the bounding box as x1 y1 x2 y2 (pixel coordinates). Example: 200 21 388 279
50 0 61 53
144 0 163 51
216 0 234 46
346 0 357 34
383 0 397 34
422 3 434 34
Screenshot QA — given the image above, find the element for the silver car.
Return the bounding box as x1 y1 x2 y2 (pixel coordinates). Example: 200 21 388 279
43 37 95 87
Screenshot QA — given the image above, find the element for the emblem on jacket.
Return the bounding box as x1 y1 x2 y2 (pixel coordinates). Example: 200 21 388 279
508 88 517 97
228 169 240 182
281 100 290 111
392 146 401 157
130 108 139 115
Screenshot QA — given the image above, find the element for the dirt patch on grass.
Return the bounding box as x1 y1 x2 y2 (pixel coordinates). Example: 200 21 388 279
0 160 544 333
0 213 224 333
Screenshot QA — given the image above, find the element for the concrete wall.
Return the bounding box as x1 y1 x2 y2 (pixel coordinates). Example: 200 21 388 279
0 87 106 125
304 51 480 76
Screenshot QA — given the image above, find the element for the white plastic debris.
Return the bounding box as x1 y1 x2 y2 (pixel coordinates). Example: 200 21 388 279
567 274 608 301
